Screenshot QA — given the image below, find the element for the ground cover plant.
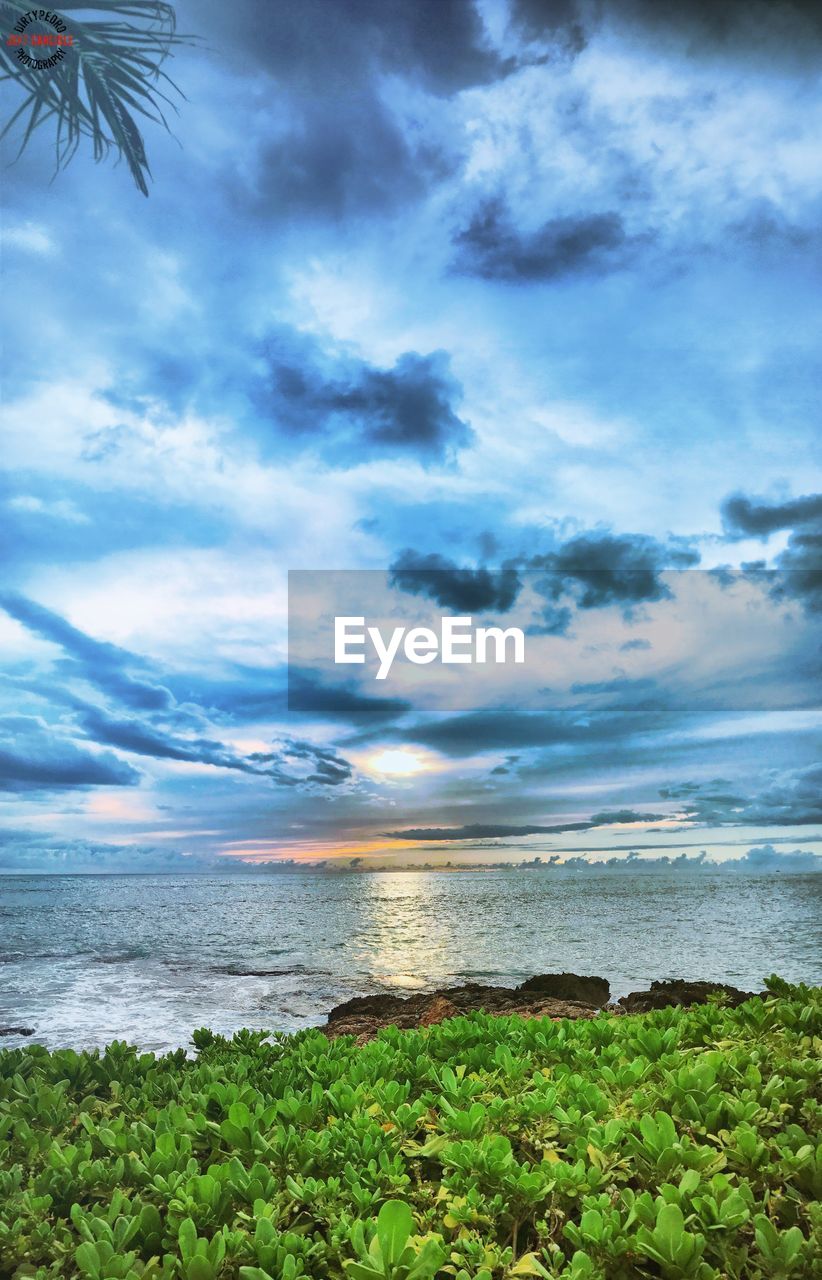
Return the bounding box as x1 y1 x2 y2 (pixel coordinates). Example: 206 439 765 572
0 977 819 1279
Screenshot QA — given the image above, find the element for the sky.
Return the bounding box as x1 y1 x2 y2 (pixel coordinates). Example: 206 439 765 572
0 0 820 873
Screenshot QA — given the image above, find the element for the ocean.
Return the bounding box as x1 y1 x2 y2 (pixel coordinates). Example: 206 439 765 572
1 870 820 1052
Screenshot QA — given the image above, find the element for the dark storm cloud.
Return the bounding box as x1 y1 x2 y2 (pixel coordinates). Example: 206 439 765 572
256 331 473 463
68 699 354 788
384 531 699 636
453 199 637 282
0 716 140 791
720 491 822 613
528 532 700 624
245 97 435 222
383 809 665 840
199 0 503 95
509 0 587 49
196 0 505 221
721 491 822 538
511 0 822 64
385 821 591 840
0 592 175 713
770 530 822 612
388 551 522 612
608 0 822 60
71 703 246 771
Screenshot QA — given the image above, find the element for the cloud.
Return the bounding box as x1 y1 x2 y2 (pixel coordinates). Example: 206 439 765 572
528 532 700 622
68 699 354 787
720 491 821 613
384 531 699 638
741 764 822 827
202 0 503 95
538 845 822 874
256 332 473 463
511 0 822 66
0 831 220 874
388 550 521 612
0 595 356 790
248 740 353 787
243 94 434 223
0 592 175 713
661 764 822 827
200 0 504 222
570 676 656 696
383 809 667 840
607 0 822 63
0 716 140 791
0 472 234 576
771 528 822 612
362 684 674 757
733 842 821 873
453 199 637 282
721 491 822 538
287 668 410 720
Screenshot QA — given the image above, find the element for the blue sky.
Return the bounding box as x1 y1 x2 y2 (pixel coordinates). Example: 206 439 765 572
0 0 820 871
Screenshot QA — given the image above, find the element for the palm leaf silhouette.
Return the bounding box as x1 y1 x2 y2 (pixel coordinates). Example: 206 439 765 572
1 1 193 195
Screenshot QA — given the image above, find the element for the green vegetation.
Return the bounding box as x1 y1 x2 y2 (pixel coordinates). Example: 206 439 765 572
1 977 819 1280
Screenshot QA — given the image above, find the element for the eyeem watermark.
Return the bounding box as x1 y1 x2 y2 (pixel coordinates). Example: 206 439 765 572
335 615 525 680
6 9 73 70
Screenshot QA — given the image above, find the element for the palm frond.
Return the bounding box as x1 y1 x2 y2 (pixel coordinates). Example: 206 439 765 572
0 0 195 195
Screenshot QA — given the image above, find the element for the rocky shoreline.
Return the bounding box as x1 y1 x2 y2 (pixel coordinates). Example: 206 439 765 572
323 973 757 1042
1 975 760 1046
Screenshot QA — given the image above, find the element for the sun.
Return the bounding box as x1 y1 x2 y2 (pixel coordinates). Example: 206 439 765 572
367 749 427 777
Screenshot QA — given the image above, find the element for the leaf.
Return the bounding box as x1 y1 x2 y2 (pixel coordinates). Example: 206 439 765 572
377 1200 414 1267
178 1217 197 1265
509 1252 552 1277
74 1242 102 1280
0 0 195 194
405 1239 447 1280
186 1258 215 1280
656 1202 685 1256
345 1265 384 1280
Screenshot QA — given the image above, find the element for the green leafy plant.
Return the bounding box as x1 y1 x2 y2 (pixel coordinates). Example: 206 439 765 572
345 1201 445 1280
0 983 818 1279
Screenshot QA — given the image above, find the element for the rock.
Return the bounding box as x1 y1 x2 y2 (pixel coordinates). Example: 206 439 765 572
619 979 755 1014
321 972 761 1043
518 972 610 1006
324 974 602 1041
0 1026 34 1036
420 995 459 1027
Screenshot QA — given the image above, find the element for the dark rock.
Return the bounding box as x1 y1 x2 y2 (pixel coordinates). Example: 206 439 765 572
324 975 601 1041
518 972 610 1006
619 979 755 1014
0 1026 34 1036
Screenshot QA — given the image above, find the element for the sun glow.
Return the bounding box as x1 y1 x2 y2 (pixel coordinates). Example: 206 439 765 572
367 748 427 776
